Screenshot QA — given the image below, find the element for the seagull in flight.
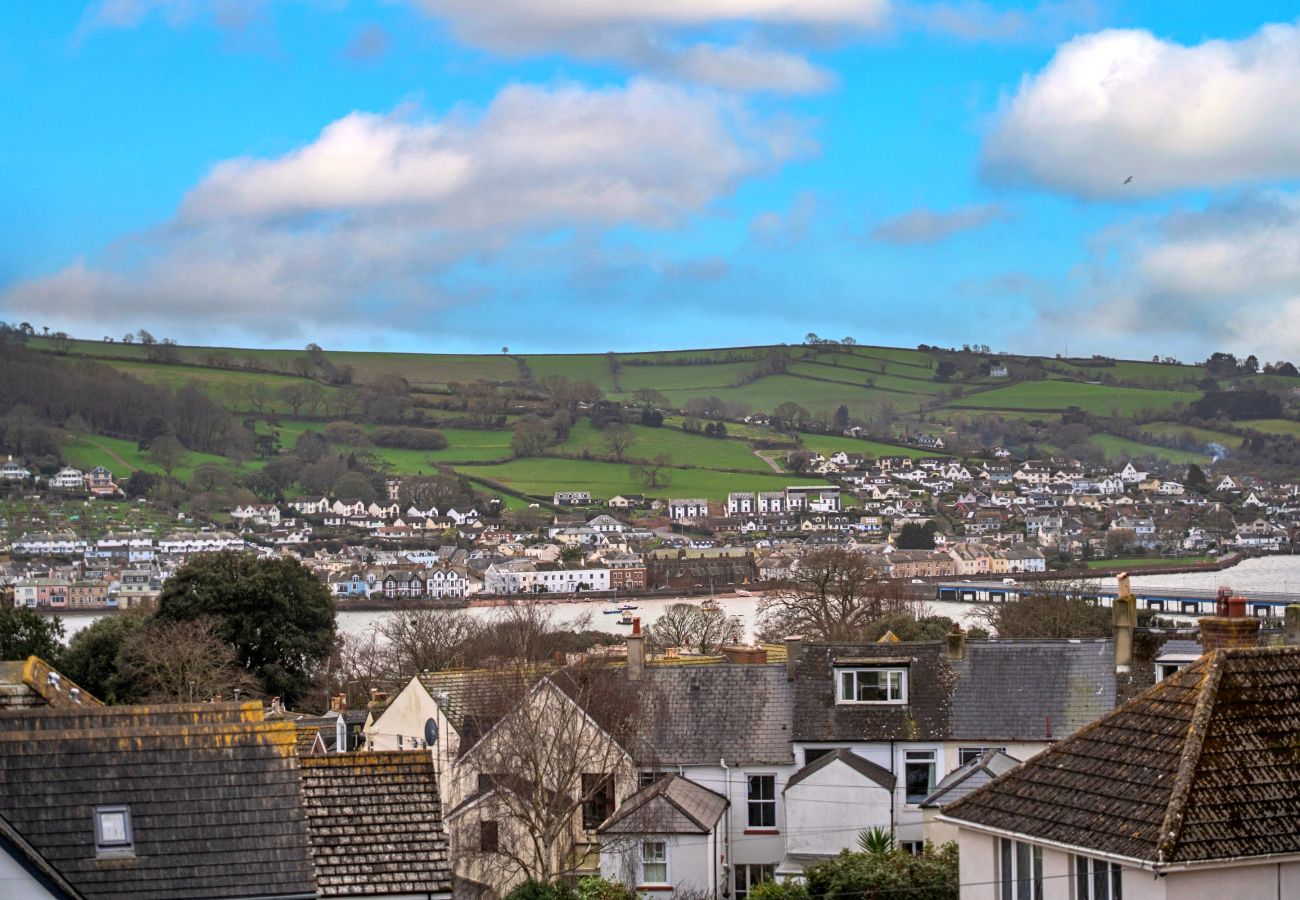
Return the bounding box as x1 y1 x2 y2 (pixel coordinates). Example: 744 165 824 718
1123 176 1133 184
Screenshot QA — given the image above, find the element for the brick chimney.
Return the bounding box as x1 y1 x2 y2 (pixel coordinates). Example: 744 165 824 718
626 618 645 682
1200 595 1260 653
1286 605 1300 646
721 645 768 665
945 623 965 661
1113 572 1136 674
784 635 803 681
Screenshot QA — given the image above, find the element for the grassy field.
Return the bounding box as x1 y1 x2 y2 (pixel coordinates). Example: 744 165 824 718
1241 419 1300 439
797 432 944 460
459 457 823 501
1139 422 1239 446
786 362 946 396
950 381 1200 415
61 435 264 483
1088 434 1212 465
553 421 771 472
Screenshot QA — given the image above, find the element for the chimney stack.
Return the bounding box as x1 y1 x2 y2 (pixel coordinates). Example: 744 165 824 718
1113 572 1136 674
1286 605 1300 646
626 617 644 681
1200 595 1260 653
946 624 965 661
721 645 768 665
784 635 804 681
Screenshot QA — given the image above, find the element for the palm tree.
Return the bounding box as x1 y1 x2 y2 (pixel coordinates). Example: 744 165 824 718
857 827 895 855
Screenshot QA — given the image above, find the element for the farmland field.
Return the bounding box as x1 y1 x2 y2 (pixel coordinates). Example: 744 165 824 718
950 381 1200 415
1241 419 1300 439
1088 434 1211 465
553 421 771 472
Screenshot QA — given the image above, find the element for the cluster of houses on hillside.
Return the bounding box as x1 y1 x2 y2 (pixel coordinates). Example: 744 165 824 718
2 458 120 496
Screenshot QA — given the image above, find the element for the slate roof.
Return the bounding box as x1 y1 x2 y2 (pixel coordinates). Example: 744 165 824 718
417 666 554 753
792 640 1115 743
597 774 728 836
299 751 452 897
635 663 795 766
920 749 1020 808
0 701 317 899
942 646 1300 866
784 748 895 792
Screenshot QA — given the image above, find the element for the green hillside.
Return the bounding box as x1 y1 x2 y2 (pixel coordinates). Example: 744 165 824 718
12 335 1300 507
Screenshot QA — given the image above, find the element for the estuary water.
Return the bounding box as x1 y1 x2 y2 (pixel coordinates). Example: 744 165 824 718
57 556 1300 643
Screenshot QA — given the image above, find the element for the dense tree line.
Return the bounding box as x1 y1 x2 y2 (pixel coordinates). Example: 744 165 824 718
0 345 241 455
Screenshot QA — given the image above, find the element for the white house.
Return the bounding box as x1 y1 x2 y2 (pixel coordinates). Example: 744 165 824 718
47 467 85 490
940 643 1300 900
668 499 709 521
1 456 31 481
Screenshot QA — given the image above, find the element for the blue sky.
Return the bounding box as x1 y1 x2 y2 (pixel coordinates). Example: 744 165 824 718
3 2 1300 360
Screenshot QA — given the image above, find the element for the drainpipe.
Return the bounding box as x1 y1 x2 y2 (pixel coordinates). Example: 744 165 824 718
720 758 731 898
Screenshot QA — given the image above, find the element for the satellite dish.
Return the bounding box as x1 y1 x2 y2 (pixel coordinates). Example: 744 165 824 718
424 718 439 745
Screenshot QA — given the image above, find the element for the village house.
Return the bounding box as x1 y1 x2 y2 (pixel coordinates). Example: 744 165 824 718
941 641 1300 900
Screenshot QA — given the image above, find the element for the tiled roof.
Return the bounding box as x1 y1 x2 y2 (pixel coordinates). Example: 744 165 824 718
0 701 317 899
299 751 452 897
943 646 1300 866
597 774 727 836
792 640 1116 743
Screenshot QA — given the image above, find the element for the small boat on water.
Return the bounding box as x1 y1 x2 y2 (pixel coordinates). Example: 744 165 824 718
620 603 638 610
618 613 635 625
602 608 623 615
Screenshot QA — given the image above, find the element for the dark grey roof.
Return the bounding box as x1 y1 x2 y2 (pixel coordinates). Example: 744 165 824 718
597 774 727 835
950 639 1115 740
943 646 1300 866
785 748 895 792
0 701 317 900
793 640 1116 743
637 663 795 766
920 749 1020 808
300 751 452 897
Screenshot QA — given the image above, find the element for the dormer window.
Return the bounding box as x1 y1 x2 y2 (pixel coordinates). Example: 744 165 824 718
836 666 908 704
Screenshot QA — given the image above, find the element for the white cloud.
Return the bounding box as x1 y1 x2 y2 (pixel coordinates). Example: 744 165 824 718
4 80 809 342
1038 193 1300 359
409 0 885 93
983 22 1300 198
869 203 1009 243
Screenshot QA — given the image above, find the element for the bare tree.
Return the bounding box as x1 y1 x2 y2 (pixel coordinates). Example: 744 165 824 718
973 579 1110 639
757 548 916 642
629 453 672 489
148 434 185 477
379 608 484 676
116 618 258 703
645 603 743 654
452 662 645 893
601 423 635 462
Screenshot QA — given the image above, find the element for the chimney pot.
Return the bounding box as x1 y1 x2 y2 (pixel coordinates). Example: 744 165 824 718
626 630 645 682
946 624 965 661
784 635 804 681
1285 605 1300 646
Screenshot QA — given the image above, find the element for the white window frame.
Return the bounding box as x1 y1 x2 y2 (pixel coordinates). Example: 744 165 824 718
958 746 1006 767
998 837 1043 900
904 749 936 804
734 863 775 900
1074 854 1122 900
746 773 777 829
836 668 908 705
640 839 669 885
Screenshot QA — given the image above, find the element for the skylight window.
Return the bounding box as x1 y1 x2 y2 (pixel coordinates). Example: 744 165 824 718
94 805 134 856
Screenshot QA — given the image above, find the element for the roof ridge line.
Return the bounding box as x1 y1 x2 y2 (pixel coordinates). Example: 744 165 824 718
1157 648 1226 864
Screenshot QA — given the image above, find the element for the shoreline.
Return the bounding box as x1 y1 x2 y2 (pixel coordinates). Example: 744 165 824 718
16 552 1259 619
